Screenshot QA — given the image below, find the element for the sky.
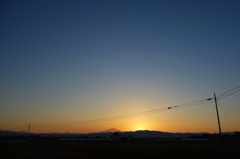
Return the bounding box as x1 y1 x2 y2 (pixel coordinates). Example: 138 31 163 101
1 0 240 134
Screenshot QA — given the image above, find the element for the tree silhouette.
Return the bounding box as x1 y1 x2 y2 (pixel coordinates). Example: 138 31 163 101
111 132 120 140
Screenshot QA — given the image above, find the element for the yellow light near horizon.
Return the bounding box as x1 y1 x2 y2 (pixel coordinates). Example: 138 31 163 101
135 125 145 131
133 120 148 131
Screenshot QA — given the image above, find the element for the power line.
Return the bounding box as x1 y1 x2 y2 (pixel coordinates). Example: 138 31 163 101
11 86 240 130
11 85 240 130
217 101 235 132
217 85 240 98
33 98 213 127
217 89 240 100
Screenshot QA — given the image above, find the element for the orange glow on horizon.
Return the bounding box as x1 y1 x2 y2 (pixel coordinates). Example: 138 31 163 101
3 123 236 134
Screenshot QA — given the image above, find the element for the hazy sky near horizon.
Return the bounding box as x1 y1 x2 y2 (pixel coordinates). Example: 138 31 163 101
1 0 240 133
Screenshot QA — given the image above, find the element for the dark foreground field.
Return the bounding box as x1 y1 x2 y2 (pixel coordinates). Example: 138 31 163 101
1 141 240 159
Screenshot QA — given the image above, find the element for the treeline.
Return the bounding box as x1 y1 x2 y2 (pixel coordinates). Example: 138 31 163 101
1 132 240 142
0 135 59 142
189 131 240 141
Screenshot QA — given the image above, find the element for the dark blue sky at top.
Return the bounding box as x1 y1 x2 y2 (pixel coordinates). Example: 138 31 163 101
1 0 240 107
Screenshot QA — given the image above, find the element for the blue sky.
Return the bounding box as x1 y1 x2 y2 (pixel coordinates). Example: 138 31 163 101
1 0 240 133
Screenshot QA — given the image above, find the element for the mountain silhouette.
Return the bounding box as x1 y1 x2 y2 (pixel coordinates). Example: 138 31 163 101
101 128 121 133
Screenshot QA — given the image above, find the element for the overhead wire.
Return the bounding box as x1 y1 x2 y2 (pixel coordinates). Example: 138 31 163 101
217 101 235 132
217 89 240 100
32 98 213 127
8 85 240 132
217 85 240 99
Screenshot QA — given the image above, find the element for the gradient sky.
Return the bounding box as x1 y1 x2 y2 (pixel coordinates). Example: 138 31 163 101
1 0 240 134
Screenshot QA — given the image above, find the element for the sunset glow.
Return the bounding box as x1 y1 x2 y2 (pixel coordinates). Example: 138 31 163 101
1 0 240 134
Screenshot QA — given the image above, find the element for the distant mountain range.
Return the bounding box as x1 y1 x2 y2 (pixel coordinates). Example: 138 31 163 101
0 129 195 138
101 128 121 133
0 129 235 138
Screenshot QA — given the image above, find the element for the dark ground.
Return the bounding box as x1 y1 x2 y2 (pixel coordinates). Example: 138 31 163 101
1 141 240 159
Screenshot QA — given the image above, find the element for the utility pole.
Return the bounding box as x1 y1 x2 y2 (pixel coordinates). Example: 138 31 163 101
214 93 225 159
28 123 30 135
